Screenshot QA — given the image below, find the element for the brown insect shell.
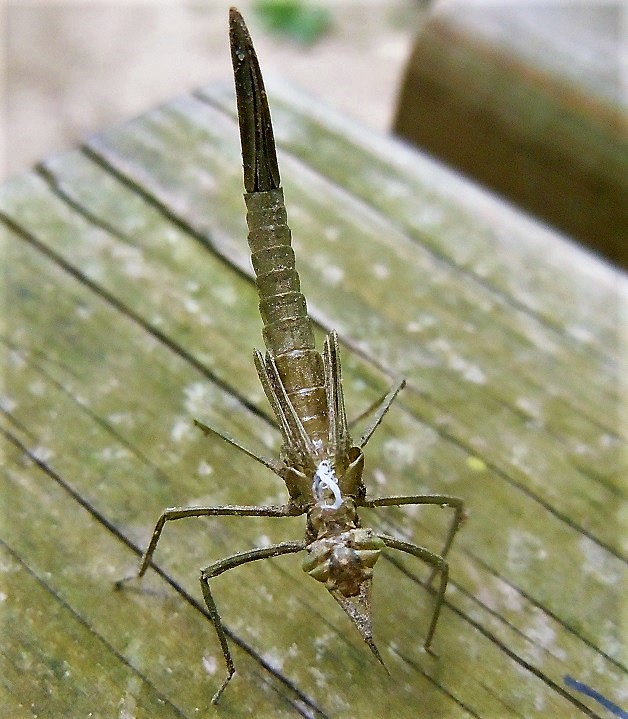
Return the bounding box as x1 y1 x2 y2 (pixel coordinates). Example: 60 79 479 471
302 522 386 597
283 465 312 507
337 446 366 499
281 446 366 509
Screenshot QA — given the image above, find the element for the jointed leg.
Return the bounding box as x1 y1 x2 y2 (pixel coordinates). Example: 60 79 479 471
193 418 283 476
116 503 300 586
200 540 307 703
363 494 465 584
377 532 448 655
357 377 406 448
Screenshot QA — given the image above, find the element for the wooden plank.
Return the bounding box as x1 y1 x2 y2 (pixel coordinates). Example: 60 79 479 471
1 77 626 718
392 4 628 268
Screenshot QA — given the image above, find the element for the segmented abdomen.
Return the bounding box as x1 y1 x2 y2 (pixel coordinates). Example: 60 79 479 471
245 188 328 442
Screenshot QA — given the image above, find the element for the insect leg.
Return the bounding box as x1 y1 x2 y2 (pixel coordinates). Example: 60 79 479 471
377 532 448 656
200 539 307 703
357 377 406 448
363 494 465 586
116 503 300 586
193 418 284 476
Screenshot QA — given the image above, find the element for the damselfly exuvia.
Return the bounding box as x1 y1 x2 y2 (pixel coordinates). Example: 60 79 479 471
119 8 466 704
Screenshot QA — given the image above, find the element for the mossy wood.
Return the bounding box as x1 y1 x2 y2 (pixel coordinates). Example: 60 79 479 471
1 75 626 717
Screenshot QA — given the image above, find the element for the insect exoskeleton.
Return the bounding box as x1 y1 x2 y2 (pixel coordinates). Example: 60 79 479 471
303 507 385 597
119 9 465 704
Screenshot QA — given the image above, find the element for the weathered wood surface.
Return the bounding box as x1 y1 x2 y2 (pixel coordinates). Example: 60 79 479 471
393 5 628 268
1 79 626 718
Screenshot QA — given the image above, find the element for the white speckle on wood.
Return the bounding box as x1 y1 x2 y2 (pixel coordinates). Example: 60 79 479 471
262 648 284 671
8 349 26 369
197 460 213 476
183 382 210 415
118 674 141 719
448 354 487 384
322 264 344 287
113 244 146 279
100 446 131 461
372 263 390 279
212 284 237 307
406 314 437 333
527 610 558 663
324 225 339 242
533 692 545 712
515 396 545 422
202 654 218 675
0 395 17 412
75 304 92 319
32 445 54 462
309 666 329 689
164 228 179 245
566 323 595 345
372 468 387 486
183 297 200 314
578 535 622 586
507 530 547 574
170 417 190 442
382 437 417 467
107 412 134 427
502 584 525 614
510 442 533 473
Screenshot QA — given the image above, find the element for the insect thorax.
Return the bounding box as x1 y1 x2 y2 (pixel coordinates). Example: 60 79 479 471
302 504 385 598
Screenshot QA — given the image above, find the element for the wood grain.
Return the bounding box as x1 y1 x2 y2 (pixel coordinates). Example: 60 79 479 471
1 79 625 718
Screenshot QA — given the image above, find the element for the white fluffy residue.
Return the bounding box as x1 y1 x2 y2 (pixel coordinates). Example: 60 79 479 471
312 460 342 509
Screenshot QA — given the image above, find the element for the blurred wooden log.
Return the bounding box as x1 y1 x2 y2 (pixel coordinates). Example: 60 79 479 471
393 4 628 268
1 77 626 717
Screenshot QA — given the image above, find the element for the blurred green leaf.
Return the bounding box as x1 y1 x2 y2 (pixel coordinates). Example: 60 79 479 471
253 0 331 45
